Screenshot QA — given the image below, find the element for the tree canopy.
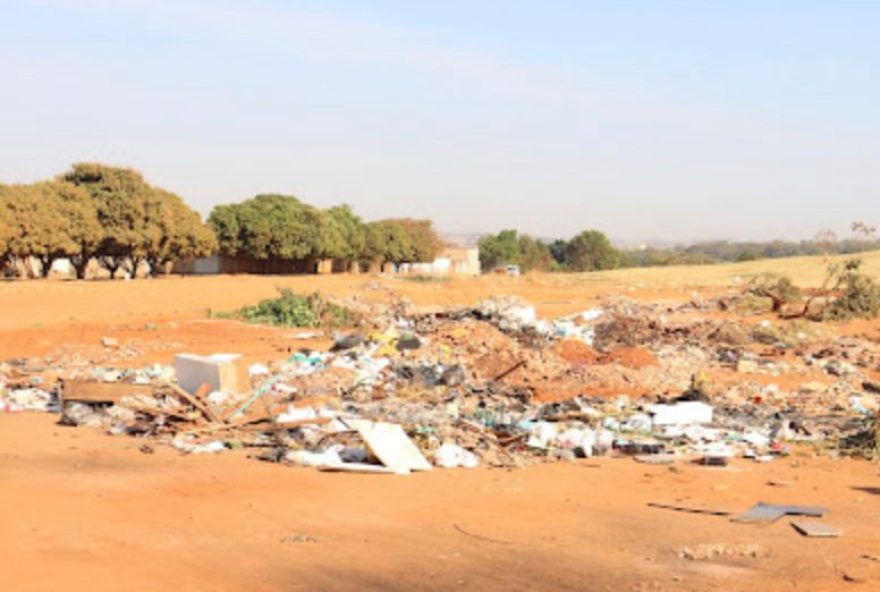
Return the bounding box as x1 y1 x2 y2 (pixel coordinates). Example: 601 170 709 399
478 229 554 273
0 163 215 278
565 230 620 271
210 194 334 262
209 198 444 269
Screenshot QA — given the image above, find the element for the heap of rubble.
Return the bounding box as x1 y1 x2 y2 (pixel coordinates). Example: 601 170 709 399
2 295 878 471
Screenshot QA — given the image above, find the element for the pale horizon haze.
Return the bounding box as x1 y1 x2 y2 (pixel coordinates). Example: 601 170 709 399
1 0 878 243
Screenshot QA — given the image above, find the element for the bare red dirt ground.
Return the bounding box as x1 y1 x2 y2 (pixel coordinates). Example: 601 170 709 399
3 414 880 592
2 274 880 591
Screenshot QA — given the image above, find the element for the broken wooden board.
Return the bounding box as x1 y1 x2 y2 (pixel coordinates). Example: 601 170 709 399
790 520 841 538
61 379 154 404
239 417 332 432
732 502 827 524
167 383 223 424
346 419 432 474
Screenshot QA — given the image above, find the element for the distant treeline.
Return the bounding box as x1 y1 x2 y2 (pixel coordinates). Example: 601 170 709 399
623 239 880 267
478 229 880 273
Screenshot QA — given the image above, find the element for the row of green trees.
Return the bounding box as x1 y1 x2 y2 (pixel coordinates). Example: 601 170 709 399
0 163 446 279
208 194 443 270
478 229 621 272
0 164 216 278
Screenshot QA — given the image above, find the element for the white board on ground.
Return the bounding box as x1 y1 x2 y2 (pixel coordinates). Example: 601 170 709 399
318 463 403 475
346 419 433 474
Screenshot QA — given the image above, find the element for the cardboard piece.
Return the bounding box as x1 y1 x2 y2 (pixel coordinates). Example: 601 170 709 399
346 419 432 474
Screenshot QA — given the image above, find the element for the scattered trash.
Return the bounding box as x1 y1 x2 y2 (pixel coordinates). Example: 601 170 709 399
434 443 479 468
3 294 879 476
680 543 765 560
280 534 320 543
171 438 227 454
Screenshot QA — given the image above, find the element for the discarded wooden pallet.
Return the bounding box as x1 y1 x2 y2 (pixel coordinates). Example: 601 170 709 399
61 379 155 404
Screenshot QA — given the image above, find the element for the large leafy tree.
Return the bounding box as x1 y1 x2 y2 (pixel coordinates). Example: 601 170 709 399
478 229 521 271
478 229 553 272
323 205 366 268
0 182 100 277
141 190 217 275
63 163 214 278
390 218 444 263
565 229 620 271
54 182 103 279
0 187 15 270
549 239 568 267
518 234 553 272
209 194 322 263
62 163 151 278
363 220 416 266
207 203 243 256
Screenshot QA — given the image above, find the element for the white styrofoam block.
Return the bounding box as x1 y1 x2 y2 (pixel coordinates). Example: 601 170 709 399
648 401 713 426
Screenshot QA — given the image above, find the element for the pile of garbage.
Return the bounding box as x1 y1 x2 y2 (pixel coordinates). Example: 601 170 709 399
3 295 879 471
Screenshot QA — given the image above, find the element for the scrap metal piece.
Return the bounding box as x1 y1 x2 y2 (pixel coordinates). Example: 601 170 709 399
732 502 827 524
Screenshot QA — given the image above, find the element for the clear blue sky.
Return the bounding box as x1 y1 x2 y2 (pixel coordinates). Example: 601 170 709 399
1 0 877 242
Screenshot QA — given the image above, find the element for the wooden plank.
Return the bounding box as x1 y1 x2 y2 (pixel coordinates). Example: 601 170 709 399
193 383 213 402
62 379 154 404
239 417 332 432
167 383 222 424
124 404 192 421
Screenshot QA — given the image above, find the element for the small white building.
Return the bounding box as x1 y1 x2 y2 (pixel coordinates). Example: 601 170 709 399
399 247 480 276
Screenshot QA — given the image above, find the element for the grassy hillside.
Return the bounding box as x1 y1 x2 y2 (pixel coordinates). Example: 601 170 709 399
590 249 880 290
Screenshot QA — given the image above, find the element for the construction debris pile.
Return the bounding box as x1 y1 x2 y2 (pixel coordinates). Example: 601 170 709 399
2 295 879 472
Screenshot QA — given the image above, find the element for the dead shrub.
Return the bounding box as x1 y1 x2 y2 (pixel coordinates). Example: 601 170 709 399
821 259 880 321
747 273 802 312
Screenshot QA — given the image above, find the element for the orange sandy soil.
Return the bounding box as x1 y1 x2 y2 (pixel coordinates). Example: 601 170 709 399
2 274 880 591
3 414 880 591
